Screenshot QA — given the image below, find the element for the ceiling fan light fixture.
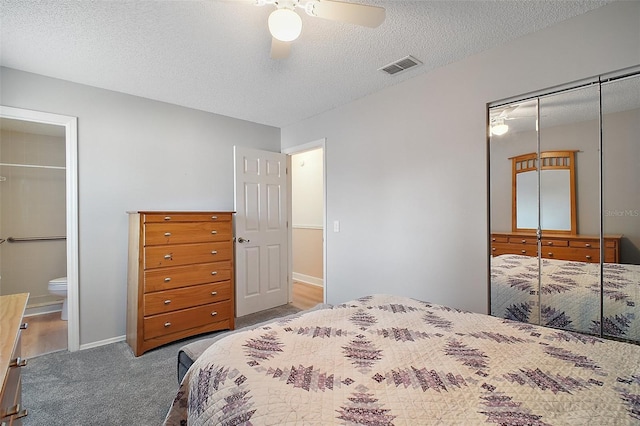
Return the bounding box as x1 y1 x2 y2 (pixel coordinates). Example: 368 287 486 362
491 120 509 136
268 8 302 42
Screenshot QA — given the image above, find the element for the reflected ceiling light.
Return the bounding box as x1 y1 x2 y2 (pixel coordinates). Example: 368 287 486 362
491 119 509 136
268 8 302 42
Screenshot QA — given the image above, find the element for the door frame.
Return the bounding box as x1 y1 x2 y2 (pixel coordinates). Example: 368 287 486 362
0 106 80 352
282 138 327 304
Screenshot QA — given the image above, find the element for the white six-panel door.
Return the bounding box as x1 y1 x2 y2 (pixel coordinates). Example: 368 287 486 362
234 146 288 316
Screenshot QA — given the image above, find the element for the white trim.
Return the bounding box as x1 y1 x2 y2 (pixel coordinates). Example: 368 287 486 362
0 162 65 170
79 335 126 351
24 303 63 317
292 272 324 287
283 138 327 305
282 139 325 155
292 224 323 230
0 106 80 352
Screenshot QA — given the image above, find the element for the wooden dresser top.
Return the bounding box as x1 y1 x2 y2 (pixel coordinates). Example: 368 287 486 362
0 293 28 388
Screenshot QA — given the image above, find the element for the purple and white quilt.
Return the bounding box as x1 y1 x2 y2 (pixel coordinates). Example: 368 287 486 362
492 254 640 342
165 294 640 425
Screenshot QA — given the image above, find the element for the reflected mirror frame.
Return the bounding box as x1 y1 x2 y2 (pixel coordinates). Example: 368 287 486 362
511 150 577 234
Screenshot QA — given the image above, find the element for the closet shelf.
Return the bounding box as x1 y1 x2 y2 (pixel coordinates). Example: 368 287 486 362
0 162 65 170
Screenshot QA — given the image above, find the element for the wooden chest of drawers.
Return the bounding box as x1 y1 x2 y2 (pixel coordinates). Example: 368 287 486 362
126 212 235 356
491 232 622 263
1 293 29 426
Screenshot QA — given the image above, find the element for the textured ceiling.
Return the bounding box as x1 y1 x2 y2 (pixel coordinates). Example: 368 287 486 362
0 0 614 128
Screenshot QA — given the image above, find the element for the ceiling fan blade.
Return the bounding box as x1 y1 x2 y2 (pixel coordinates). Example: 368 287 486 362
309 0 385 28
270 37 291 59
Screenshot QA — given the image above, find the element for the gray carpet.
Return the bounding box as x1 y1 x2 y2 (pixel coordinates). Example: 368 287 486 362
22 304 302 426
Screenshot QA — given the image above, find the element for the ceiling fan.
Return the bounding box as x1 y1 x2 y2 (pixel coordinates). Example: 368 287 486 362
235 0 386 59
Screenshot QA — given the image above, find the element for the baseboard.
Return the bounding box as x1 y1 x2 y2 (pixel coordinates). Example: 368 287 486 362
25 303 63 317
79 335 126 351
292 273 323 287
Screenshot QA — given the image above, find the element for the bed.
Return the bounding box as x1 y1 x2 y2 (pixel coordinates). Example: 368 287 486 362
491 254 640 342
164 294 640 425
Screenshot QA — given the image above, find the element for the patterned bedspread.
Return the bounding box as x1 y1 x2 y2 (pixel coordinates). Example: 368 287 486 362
164 294 640 425
492 254 640 342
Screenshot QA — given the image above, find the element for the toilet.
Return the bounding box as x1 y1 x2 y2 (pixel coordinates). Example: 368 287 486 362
48 277 68 321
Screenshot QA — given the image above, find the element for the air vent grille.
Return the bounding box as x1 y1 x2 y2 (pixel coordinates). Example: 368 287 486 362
379 55 422 76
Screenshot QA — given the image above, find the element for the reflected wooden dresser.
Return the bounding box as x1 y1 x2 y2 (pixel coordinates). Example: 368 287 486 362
1 293 29 426
127 212 235 356
491 232 622 263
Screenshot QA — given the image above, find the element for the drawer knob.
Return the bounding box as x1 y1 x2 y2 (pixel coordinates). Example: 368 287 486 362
164 232 171 237
211 271 218 275
547 242 553 246
164 254 172 260
211 311 218 316
164 216 171 221
491 247 496 251
211 230 218 235
585 243 591 248
521 250 526 254
9 357 27 368
548 252 553 257
211 250 218 255
211 216 218 220
164 277 171 282
164 322 171 327
492 238 496 242
211 291 218 296
164 300 171 305
521 239 526 243
20 322 28 330
586 255 592 260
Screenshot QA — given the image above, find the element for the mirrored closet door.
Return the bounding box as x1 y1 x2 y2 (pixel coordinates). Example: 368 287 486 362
601 74 640 341
489 69 640 344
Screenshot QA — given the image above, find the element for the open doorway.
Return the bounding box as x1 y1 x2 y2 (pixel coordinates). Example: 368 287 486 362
285 140 325 310
0 106 79 353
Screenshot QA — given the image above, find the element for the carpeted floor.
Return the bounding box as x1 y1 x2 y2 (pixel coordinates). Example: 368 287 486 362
22 304 302 426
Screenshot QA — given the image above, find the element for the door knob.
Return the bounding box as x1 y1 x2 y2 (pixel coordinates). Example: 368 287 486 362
237 237 250 243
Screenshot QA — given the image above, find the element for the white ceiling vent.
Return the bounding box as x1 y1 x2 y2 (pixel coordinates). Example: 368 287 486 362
378 55 423 76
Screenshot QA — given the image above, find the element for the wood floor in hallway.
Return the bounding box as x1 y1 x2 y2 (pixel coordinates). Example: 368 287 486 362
291 281 324 310
22 311 67 358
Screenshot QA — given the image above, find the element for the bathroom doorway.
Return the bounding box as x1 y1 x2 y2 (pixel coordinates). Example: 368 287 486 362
0 106 79 353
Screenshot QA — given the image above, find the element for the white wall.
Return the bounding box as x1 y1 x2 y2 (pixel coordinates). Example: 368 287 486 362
281 1 640 313
0 68 280 346
292 149 323 227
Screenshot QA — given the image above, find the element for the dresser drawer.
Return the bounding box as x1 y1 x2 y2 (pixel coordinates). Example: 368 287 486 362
144 261 231 292
1 361 21 412
144 221 232 246
508 236 537 245
569 239 599 249
144 242 231 269
144 281 232 316
492 243 537 257
541 239 568 247
144 300 233 339
543 247 599 263
143 213 231 223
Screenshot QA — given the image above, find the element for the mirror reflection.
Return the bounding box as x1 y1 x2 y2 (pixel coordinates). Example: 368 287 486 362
512 150 576 233
602 74 640 341
489 75 640 344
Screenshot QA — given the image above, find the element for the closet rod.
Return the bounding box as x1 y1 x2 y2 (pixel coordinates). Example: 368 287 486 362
0 162 65 170
7 236 66 243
